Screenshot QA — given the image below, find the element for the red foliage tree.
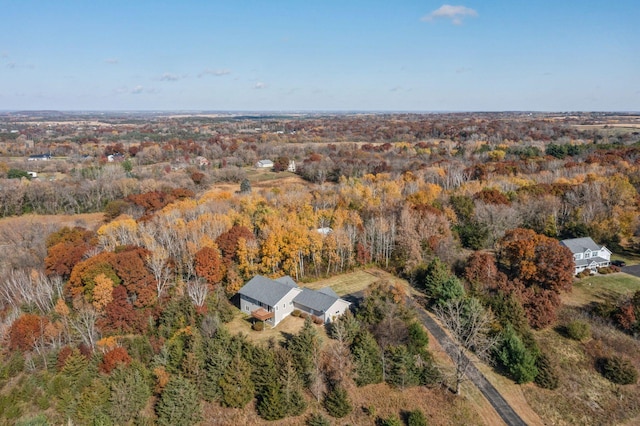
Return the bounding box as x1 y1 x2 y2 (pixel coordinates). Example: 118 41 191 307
475 188 511 205
99 347 132 374
497 228 574 328
194 246 225 287
45 242 90 278
100 286 137 334
56 346 74 371
112 246 156 308
215 225 255 267
8 314 49 351
67 252 120 301
464 252 508 293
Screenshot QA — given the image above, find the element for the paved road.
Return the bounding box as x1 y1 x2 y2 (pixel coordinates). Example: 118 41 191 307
408 298 528 426
621 264 640 278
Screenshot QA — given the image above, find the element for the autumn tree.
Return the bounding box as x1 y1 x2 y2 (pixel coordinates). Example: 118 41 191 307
194 246 225 287
9 314 49 351
99 347 132 374
497 228 574 328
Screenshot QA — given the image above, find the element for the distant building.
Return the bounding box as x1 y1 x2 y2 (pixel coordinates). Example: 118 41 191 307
27 154 51 161
287 160 296 172
255 159 274 168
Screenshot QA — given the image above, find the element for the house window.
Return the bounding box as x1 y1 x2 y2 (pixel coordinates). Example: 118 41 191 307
283 303 286 308
245 306 249 311
275 306 278 311
585 252 591 258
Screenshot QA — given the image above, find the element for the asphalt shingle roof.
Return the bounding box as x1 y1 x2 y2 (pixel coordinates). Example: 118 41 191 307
560 237 603 254
294 288 341 313
238 275 299 307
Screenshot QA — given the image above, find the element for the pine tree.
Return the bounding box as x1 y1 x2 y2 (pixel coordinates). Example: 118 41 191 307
240 178 252 193
351 330 383 386
156 375 202 426
323 385 352 418
257 382 287 420
219 353 254 408
109 363 152 424
496 324 538 384
288 317 321 386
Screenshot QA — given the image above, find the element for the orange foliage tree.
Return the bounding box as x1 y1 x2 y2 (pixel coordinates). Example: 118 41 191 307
194 246 225 287
9 314 49 351
497 228 574 328
99 347 132 374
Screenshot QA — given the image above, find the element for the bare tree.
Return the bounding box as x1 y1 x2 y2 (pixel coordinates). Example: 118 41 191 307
146 247 174 298
186 279 208 308
70 303 99 350
435 297 499 394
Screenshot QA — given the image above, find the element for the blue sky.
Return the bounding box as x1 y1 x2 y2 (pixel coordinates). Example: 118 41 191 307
0 1 638 111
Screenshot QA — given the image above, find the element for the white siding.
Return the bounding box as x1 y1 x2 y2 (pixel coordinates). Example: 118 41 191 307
323 299 351 323
273 288 302 325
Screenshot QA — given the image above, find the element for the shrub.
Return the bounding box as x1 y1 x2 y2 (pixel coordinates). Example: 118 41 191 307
495 325 538 384
597 267 615 274
379 415 403 426
566 320 590 341
306 412 330 426
312 315 324 325
252 322 265 331
292 309 302 317
576 270 591 278
407 409 428 426
534 352 559 390
600 356 638 385
300 313 309 320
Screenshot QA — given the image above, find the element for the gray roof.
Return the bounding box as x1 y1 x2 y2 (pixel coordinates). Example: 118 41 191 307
294 288 344 313
275 276 298 288
317 287 339 298
560 237 603 254
575 257 610 268
238 275 299 307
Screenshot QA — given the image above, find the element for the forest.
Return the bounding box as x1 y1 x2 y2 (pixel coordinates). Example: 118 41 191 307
1 112 640 425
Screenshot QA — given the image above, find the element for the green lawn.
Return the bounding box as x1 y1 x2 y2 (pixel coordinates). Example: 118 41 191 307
567 272 640 306
303 269 382 296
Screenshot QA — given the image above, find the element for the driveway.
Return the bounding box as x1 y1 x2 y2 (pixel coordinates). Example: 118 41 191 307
621 264 640 278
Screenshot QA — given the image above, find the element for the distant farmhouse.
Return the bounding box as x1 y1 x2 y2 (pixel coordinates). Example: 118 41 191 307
255 159 274 169
237 275 350 327
27 154 51 161
561 237 611 275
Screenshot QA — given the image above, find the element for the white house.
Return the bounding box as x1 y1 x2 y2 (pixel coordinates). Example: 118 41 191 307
255 159 274 169
237 275 350 327
560 237 611 275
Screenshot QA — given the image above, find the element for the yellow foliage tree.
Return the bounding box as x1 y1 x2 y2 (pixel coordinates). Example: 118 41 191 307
92 273 114 313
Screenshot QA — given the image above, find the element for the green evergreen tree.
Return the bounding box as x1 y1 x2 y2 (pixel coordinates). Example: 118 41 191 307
75 378 111 425
496 324 538 384
156 375 202 426
407 409 428 426
240 178 252 193
385 345 419 389
323 385 352 418
534 352 559 390
257 382 287 420
219 353 254 408
288 317 321 386
351 330 383 386
201 327 233 401
277 352 307 416
306 412 330 426
407 322 429 353
109 363 152 424
380 415 403 426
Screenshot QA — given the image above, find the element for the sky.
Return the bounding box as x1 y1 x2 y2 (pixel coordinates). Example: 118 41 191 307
0 0 638 111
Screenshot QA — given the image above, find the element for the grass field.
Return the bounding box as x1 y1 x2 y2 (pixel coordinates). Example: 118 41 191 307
565 272 640 307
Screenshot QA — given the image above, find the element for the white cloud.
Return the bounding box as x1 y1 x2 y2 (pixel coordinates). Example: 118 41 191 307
6 62 16 69
422 4 478 25
198 68 231 78
456 67 472 74
254 82 267 89
131 86 144 94
159 72 181 82
104 58 119 64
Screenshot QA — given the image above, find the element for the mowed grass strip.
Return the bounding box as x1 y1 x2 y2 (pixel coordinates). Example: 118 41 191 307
303 269 381 296
566 273 640 306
